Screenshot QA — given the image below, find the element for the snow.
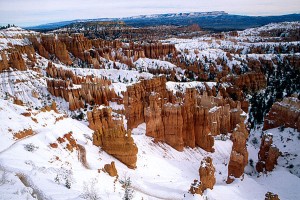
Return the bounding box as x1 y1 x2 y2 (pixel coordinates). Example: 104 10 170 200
0 68 298 200
2 100 298 200
134 58 179 71
0 22 300 200
238 22 300 37
0 170 37 200
0 27 37 50
166 81 216 94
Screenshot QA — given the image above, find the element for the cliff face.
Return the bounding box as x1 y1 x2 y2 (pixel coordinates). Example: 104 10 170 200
28 36 50 59
41 35 72 65
59 33 93 64
8 51 26 71
144 87 247 152
162 103 184 151
125 74 248 153
256 133 280 173
46 64 118 111
88 107 138 169
227 122 249 184
124 76 169 130
222 72 267 92
142 43 176 59
0 49 26 72
263 96 300 131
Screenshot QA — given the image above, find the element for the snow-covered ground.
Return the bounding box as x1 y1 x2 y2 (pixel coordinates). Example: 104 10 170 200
0 98 299 200
0 27 37 51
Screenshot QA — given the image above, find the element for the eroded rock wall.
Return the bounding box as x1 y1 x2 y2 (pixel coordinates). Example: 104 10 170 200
88 107 138 169
264 96 300 131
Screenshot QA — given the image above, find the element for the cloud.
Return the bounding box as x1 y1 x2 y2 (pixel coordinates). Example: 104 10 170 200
0 0 299 26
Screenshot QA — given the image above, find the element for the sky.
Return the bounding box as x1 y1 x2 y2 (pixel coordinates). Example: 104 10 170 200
0 0 300 27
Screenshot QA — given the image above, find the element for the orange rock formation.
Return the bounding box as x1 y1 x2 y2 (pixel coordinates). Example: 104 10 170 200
256 133 280 172
41 35 72 65
265 192 280 200
189 157 216 195
264 96 300 131
46 64 118 111
88 107 138 169
104 161 118 177
227 123 249 184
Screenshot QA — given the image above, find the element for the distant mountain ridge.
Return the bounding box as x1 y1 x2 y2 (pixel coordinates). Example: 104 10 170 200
122 11 228 19
26 11 300 32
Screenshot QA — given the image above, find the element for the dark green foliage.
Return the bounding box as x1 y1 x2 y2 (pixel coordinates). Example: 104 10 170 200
249 159 254 167
248 57 300 128
65 179 71 189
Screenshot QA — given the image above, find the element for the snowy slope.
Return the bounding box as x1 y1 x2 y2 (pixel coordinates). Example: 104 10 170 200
0 27 37 51
1 99 299 200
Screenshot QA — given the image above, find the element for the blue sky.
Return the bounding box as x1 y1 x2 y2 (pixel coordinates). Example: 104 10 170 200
0 0 300 26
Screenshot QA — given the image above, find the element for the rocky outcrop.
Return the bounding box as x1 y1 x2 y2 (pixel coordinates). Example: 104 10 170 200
141 43 176 59
263 96 300 131
256 133 280 172
59 33 93 63
0 52 9 71
28 36 50 59
0 44 38 72
162 103 184 151
189 157 216 195
13 98 24 106
63 132 78 152
124 76 169 130
13 129 33 140
227 123 249 184
222 72 267 92
3 50 26 71
145 88 247 152
88 107 138 169
51 101 59 113
199 157 216 191
104 161 118 177
189 180 202 195
265 192 280 200
55 132 78 152
46 64 118 111
41 35 72 65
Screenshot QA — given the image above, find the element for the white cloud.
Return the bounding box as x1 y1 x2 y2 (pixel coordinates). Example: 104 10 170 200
0 0 299 26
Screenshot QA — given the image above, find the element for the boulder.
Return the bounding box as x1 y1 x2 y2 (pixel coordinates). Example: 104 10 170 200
104 161 118 177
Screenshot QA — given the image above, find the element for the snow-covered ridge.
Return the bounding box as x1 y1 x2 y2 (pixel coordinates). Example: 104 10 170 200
0 27 37 38
238 21 300 36
0 27 38 51
166 81 216 95
123 11 228 20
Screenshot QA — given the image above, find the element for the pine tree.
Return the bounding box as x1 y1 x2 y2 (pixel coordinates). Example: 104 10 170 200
122 176 133 200
65 179 71 189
